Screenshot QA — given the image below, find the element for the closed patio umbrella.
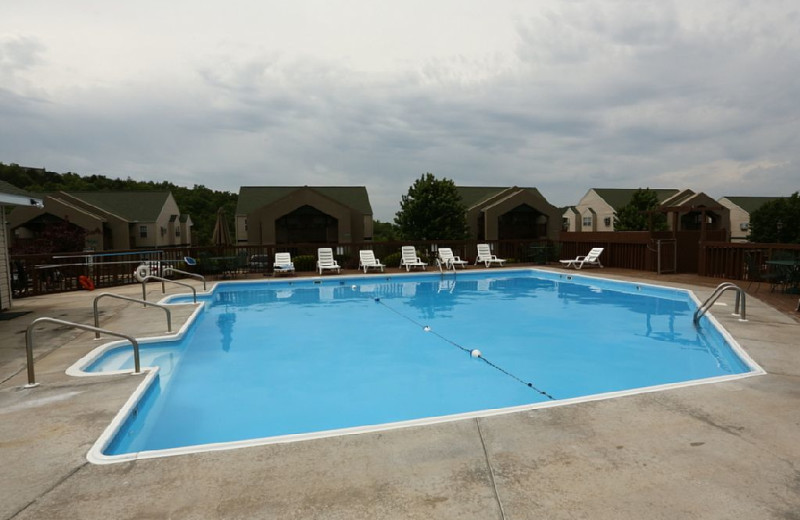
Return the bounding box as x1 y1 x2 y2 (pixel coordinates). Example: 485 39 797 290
211 207 232 246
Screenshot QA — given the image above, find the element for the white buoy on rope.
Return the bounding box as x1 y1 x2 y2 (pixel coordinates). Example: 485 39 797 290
470 349 482 358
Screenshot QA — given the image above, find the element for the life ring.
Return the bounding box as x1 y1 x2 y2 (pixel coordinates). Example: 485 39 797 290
134 264 151 282
78 275 95 291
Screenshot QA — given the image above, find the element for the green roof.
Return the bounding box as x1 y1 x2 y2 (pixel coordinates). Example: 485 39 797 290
592 188 680 211
64 191 172 221
236 186 372 215
0 180 36 198
456 186 545 209
723 196 783 214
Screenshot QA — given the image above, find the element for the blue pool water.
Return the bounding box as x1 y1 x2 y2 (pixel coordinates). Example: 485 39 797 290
83 270 753 458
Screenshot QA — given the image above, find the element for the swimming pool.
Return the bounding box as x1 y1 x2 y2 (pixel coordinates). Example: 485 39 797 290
70 269 762 463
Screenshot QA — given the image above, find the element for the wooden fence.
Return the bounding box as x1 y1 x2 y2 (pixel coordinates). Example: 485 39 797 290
9 237 800 297
699 242 800 281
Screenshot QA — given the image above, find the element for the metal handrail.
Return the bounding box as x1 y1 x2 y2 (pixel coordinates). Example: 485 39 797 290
24 317 140 388
140 275 197 303
693 282 747 325
93 293 172 338
162 267 206 291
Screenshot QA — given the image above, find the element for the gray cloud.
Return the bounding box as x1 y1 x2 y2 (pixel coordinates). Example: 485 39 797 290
1 1 799 220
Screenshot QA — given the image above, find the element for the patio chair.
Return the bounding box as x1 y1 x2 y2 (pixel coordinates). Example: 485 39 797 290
475 243 506 268
317 248 341 275
400 246 427 271
273 252 295 276
359 250 385 273
437 247 468 270
560 247 604 269
248 254 270 274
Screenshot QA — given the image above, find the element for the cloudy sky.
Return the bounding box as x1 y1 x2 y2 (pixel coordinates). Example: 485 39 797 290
2 0 798 220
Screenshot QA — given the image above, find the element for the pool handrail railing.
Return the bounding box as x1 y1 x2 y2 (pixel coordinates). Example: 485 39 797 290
93 292 172 338
24 317 141 388
693 282 746 325
140 275 197 303
162 267 206 291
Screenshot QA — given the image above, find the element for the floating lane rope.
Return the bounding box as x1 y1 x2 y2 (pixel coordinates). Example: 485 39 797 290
373 298 555 400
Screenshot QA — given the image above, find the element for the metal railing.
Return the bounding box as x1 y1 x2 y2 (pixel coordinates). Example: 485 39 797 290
163 267 206 291
24 317 141 388
93 293 172 338
693 282 747 325
140 275 197 303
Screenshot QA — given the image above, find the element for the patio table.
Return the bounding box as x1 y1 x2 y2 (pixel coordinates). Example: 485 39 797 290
765 259 800 295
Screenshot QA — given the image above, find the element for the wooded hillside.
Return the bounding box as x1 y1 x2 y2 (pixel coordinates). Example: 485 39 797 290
0 163 237 246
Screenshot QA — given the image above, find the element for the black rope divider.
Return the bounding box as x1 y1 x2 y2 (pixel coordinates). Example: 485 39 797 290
373 297 555 400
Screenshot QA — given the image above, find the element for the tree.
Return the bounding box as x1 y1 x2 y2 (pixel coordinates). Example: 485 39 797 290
0 162 238 246
395 173 469 240
749 192 800 243
614 188 668 231
372 219 400 242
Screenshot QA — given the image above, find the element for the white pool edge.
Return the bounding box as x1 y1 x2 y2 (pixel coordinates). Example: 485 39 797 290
73 269 766 465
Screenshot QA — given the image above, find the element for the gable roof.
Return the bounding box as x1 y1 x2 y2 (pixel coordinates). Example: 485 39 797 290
592 188 680 211
722 196 782 214
0 180 43 207
60 191 173 221
456 186 547 209
236 186 372 215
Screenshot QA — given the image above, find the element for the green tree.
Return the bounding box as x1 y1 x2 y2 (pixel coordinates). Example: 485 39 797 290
749 192 800 243
614 188 668 231
372 219 400 242
395 173 469 240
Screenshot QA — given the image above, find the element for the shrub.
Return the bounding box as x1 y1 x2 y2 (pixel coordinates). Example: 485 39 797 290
292 255 316 272
382 252 402 268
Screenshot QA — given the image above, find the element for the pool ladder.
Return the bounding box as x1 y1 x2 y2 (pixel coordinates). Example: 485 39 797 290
693 282 747 325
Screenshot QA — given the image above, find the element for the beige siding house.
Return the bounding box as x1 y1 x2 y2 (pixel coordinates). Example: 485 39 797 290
718 197 782 242
565 188 729 234
564 188 680 232
236 186 373 245
9 191 192 251
1 180 43 310
457 186 562 241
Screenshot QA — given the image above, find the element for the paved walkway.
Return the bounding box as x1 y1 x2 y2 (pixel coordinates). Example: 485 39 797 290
1 267 798 519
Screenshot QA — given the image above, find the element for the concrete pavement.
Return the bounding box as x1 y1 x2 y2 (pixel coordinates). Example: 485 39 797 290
1 269 798 519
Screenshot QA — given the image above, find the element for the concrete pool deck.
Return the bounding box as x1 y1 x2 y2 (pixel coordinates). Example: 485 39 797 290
1 267 798 519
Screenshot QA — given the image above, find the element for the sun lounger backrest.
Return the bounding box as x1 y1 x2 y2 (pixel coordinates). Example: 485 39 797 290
401 246 418 262
274 252 292 265
318 248 335 265
360 250 376 263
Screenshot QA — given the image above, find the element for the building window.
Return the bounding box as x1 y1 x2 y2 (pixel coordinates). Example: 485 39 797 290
740 222 749 231
176 227 181 237
604 217 612 227
139 225 148 238
582 216 592 228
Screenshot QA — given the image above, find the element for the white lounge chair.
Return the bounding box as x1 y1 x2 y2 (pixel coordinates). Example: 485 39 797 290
273 252 295 276
437 247 468 270
400 246 427 271
317 248 341 275
475 243 506 267
560 247 604 269
359 250 385 273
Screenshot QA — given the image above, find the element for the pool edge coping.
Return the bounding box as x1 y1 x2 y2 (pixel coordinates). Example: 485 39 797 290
72 268 766 465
